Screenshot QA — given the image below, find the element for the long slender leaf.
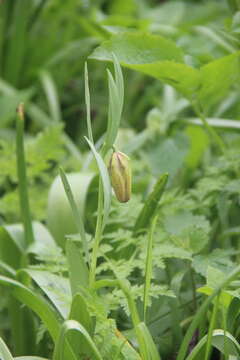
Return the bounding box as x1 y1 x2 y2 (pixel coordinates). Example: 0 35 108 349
0 276 77 360
0 337 14 360
53 320 103 360
0 275 60 341
16 104 34 247
84 62 94 143
186 329 240 360
177 264 240 360
134 173 168 234
84 137 111 228
59 167 89 262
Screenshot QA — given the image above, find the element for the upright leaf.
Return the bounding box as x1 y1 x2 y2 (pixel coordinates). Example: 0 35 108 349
134 173 168 234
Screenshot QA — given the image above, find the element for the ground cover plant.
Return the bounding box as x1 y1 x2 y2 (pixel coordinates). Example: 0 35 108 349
1 0 240 359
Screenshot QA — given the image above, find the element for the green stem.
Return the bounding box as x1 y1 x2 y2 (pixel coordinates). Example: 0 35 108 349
194 105 226 154
143 215 157 322
16 104 34 247
189 263 197 312
89 179 104 287
204 294 220 360
165 261 183 350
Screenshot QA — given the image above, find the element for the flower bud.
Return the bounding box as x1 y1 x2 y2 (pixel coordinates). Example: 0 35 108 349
109 151 131 203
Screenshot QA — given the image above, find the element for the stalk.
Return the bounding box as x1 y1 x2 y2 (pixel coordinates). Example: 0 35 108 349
16 104 34 247
89 180 104 287
193 105 226 154
204 295 220 360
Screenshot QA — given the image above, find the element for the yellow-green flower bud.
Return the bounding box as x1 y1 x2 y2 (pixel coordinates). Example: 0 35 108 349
109 151 131 203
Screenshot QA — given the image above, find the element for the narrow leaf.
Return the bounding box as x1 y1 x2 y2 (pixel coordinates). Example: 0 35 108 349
59 167 89 263
84 137 111 227
134 173 168 234
16 104 34 246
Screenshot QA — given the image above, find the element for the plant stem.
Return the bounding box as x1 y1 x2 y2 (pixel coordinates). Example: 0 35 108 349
204 294 220 360
165 260 183 350
143 215 157 322
189 263 197 312
16 104 34 247
89 179 104 287
193 105 226 154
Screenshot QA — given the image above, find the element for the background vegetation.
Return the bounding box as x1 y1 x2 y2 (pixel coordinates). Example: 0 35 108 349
1 0 240 359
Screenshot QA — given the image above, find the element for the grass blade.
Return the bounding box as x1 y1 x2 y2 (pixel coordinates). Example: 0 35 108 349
16 104 34 247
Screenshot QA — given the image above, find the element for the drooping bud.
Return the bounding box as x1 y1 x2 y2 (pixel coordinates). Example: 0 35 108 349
109 151 131 203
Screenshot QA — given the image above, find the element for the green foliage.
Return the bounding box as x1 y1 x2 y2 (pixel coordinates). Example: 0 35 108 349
2 1 240 359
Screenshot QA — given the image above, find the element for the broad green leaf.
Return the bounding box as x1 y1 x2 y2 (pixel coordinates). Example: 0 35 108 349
0 225 24 269
69 293 93 334
135 322 161 360
134 173 168 233
47 172 94 249
185 126 209 169
68 293 94 358
8 296 36 355
0 337 14 360
91 32 184 64
0 222 56 270
192 248 234 277
186 329 240 360
227 298 240 332
0 275 60 341
164 211 210 253
90 32 200 98
66 239 89 293
145 135 189 180
27 222 56 257
59 167 89 262
24 269 71 319
198 52 240 110
53 320 103 360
